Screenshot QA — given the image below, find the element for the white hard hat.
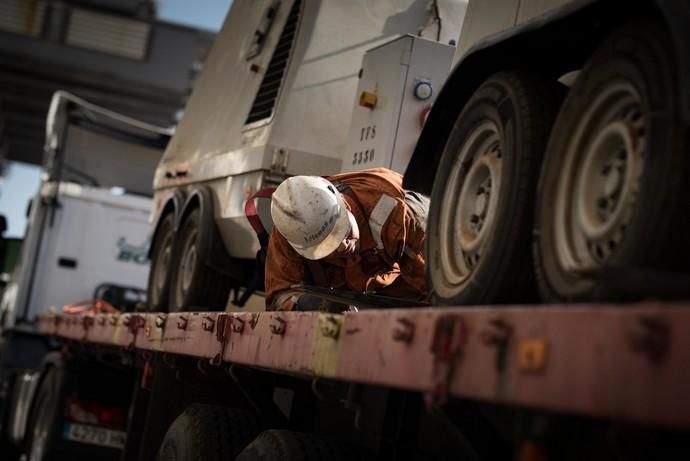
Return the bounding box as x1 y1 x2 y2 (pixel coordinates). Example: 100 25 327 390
271 176 350 260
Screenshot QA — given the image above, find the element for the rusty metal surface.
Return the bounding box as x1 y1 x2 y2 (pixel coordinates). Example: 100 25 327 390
224 312 317 374
337 310 438 390
137 312 222 360
449 304 690 430
38 302 690 430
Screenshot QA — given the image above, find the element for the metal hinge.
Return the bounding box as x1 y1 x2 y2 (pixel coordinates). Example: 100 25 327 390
270 147 289 175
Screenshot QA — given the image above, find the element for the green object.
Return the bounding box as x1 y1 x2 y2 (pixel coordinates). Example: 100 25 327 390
2 238 22 273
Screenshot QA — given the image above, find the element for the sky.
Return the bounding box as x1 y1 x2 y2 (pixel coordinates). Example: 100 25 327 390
0 1 233 239
158 0 233 32
0 163 41 238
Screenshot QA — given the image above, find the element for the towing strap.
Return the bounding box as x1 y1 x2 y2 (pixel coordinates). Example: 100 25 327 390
233 187 276 307
244 187 276 249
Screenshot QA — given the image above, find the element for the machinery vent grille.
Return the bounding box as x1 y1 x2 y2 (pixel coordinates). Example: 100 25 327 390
244 0 302 125
66 9 151 60
0 0 45 37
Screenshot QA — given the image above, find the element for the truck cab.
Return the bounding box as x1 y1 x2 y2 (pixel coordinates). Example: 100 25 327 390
0 93 170 458
0 92 170 329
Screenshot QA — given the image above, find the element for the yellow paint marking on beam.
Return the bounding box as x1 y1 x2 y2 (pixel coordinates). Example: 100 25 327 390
112 321 125 346
311 313 343 377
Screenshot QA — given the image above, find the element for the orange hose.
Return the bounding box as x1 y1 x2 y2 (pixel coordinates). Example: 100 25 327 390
62 299 120 315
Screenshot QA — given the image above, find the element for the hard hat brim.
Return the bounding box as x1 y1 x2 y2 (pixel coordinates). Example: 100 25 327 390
290 195 351 260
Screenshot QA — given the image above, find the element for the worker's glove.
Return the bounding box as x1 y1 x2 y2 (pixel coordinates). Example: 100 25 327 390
295 294 348 313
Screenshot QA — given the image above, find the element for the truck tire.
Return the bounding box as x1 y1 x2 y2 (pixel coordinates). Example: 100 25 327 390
148 213 174 312
235 430 371 461
25 366 63 461
168 208 231 311
25 364 118 461
534 20 690 302
426 71 561 305
156 404 261 461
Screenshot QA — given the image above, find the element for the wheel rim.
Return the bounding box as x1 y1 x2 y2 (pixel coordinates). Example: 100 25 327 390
438 120 502 289
29 396 51 461
554 82 646 270
178 228 198 301
151 230 172 306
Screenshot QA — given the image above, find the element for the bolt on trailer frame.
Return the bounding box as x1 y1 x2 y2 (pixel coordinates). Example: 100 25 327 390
38 302 690 432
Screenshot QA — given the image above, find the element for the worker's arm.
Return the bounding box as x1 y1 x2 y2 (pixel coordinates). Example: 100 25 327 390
381 200 427 296
265 230 350 312
265 230 306 310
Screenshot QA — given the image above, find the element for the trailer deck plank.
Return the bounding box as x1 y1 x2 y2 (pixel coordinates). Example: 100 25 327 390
38 302 690 430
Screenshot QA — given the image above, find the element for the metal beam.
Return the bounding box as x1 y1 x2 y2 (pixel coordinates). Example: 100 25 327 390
39 303 690 431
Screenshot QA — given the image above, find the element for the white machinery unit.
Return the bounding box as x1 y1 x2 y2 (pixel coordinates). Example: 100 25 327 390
343 35 455 174
153 0 468 260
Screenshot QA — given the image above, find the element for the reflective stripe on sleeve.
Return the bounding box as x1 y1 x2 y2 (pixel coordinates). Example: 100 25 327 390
369 195 397 250
275 292 299 310
403 246 417 259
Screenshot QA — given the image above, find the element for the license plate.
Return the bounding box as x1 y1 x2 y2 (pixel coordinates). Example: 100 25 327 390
64 423 126 450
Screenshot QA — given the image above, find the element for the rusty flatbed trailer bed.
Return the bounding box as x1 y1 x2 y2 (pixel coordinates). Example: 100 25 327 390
38 303 690 431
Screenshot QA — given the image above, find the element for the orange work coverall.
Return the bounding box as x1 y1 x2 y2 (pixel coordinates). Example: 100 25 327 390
265 168 427 311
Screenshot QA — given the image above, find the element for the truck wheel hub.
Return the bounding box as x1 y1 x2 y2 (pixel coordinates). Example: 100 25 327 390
555 82 646 268
181 230 198 293
153 238 172 303
439 120 502 283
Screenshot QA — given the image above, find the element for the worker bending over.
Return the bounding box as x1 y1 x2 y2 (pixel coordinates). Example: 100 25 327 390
266 167 428 311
